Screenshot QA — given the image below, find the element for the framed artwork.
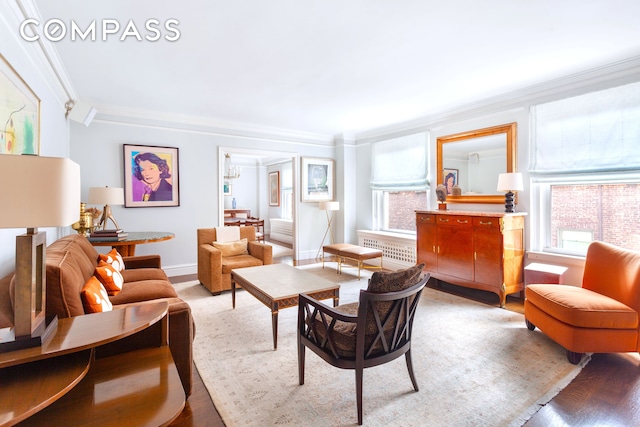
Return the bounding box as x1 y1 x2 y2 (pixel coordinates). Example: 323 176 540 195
269 171 280 206
301 157 334 202
0 54 40 155
123 144 180 207
443 168 459 195
223 182 232 196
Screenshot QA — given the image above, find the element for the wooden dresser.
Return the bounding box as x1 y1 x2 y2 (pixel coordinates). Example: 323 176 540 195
416 210 526 307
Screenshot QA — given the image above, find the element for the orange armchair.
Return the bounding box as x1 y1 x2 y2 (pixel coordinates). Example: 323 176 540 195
524 241 640 364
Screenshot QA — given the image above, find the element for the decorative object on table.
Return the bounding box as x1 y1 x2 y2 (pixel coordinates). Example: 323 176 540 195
71 202 96 236
232 197 237 209
496 172 524 213
452 185 462 196
89 229 129 242
223 152 241 180
315 201 340 258
0 54 40 155
435 184 447 210
301 157 334 202
269 171 280 206
89 186 125 230
123 144 180 207
0 154 80 351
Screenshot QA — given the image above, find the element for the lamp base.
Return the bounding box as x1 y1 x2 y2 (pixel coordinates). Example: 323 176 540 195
0 315 58 353
504 191 516 213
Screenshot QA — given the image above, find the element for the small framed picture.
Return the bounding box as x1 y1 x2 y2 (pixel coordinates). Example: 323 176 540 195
223 182 232 196
301 157 334 202
123 144 180 207
269 171 280 206
443 168 459 195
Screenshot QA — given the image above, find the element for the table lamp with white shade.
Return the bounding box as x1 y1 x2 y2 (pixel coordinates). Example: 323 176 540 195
89 186 125 230
0 154 80 350
496 172 524 213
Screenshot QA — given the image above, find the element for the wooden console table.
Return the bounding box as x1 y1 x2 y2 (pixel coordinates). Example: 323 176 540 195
89 231 174 256
416 210 526 307
0 301 185 426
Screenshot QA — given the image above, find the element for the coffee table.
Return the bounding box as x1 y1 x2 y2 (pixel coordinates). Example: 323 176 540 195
231 264 340 350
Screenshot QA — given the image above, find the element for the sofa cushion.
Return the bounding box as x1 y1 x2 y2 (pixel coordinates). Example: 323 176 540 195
46 250 89 318
94 261 124 296
212 238 248 257
367 263 425 293
121 267 169 283
221 255 265 274
99 248 125 271
81 276 113 313
215 226 240 243
108 279 178 305
526 284 638 329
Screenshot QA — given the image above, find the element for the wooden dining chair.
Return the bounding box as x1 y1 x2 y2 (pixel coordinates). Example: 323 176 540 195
246 218 265 242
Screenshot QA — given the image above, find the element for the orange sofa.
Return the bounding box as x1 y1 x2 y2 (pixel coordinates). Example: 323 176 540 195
524 241 640 363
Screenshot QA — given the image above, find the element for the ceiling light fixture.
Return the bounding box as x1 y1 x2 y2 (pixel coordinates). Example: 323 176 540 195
224 153 241 180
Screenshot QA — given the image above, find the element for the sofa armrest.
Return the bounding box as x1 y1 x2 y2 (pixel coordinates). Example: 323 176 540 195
248 241 273 265
198 243 223 293
123 254 162 269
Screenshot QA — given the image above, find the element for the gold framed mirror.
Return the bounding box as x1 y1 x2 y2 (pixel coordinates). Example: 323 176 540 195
436 122 517 204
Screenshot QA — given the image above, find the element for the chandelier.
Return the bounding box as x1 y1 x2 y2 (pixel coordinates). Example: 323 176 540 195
224 153 241 180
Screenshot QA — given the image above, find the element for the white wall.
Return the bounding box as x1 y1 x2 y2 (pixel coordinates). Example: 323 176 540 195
69 119 334 274
0 3 72 278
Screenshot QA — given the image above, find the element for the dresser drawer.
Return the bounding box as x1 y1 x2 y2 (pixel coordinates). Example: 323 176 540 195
417 214 435 224
473 217 501 231
436 215 472 227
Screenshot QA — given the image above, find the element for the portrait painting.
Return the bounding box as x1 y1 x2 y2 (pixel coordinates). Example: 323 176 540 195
443 168 459 195
123 144 180 207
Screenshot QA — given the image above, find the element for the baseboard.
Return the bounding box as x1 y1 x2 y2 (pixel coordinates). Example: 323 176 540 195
164 263 197 277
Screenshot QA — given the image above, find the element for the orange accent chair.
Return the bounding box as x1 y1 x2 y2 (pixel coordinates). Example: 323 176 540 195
524 241 640 364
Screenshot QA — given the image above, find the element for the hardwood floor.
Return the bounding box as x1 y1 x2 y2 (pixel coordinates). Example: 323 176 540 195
169 250 640 426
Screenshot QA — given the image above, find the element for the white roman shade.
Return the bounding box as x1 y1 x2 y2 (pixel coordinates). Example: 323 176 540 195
370 132 428 190
531 81 640 174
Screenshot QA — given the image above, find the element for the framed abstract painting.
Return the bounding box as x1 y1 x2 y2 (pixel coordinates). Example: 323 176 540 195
123 144 180 207
0 54 40 155
301 157 334 202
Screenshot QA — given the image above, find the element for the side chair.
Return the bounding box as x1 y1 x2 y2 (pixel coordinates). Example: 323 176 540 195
298 264 428 425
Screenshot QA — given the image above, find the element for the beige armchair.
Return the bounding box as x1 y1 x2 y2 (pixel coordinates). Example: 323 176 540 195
197 226 273 294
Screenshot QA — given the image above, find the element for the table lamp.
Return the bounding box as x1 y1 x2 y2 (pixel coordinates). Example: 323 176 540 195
316 201 340 258
497 172 524 213
89 186 125 230
0 154 80 350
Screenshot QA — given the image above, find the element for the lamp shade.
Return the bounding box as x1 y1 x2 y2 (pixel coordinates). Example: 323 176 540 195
497 173 524 192
0 154 80 228
89 186 124 205
318 201 340 211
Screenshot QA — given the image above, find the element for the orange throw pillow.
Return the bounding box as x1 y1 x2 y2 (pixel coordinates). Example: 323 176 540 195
98 248 125 271
94 261 124 296
81 276 113 313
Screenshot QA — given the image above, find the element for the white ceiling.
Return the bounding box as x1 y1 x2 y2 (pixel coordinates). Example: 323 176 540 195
31 0 640 138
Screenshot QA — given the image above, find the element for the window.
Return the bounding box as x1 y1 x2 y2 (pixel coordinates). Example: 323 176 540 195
371 132 428 233
531 81 640 255
280 161 293 220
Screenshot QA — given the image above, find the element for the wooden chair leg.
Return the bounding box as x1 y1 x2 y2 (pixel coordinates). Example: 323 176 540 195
298 342 305 385
405 349 419 391
356 367 363 425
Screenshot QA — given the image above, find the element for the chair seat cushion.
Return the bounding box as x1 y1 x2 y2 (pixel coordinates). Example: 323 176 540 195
221 255 264 274
526 284 638 329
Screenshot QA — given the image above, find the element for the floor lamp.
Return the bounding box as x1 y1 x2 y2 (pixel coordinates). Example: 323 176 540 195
316 201 340 259
0 154 80 351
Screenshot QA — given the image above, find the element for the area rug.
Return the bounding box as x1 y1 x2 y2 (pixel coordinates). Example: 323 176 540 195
174 265 589 427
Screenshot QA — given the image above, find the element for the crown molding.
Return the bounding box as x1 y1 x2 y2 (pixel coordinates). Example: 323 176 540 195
355 55 640 141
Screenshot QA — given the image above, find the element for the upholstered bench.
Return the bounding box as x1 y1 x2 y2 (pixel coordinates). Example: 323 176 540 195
322 243 383 279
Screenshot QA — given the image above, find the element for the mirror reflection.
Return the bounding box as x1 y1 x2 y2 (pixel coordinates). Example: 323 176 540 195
437 123 516 204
